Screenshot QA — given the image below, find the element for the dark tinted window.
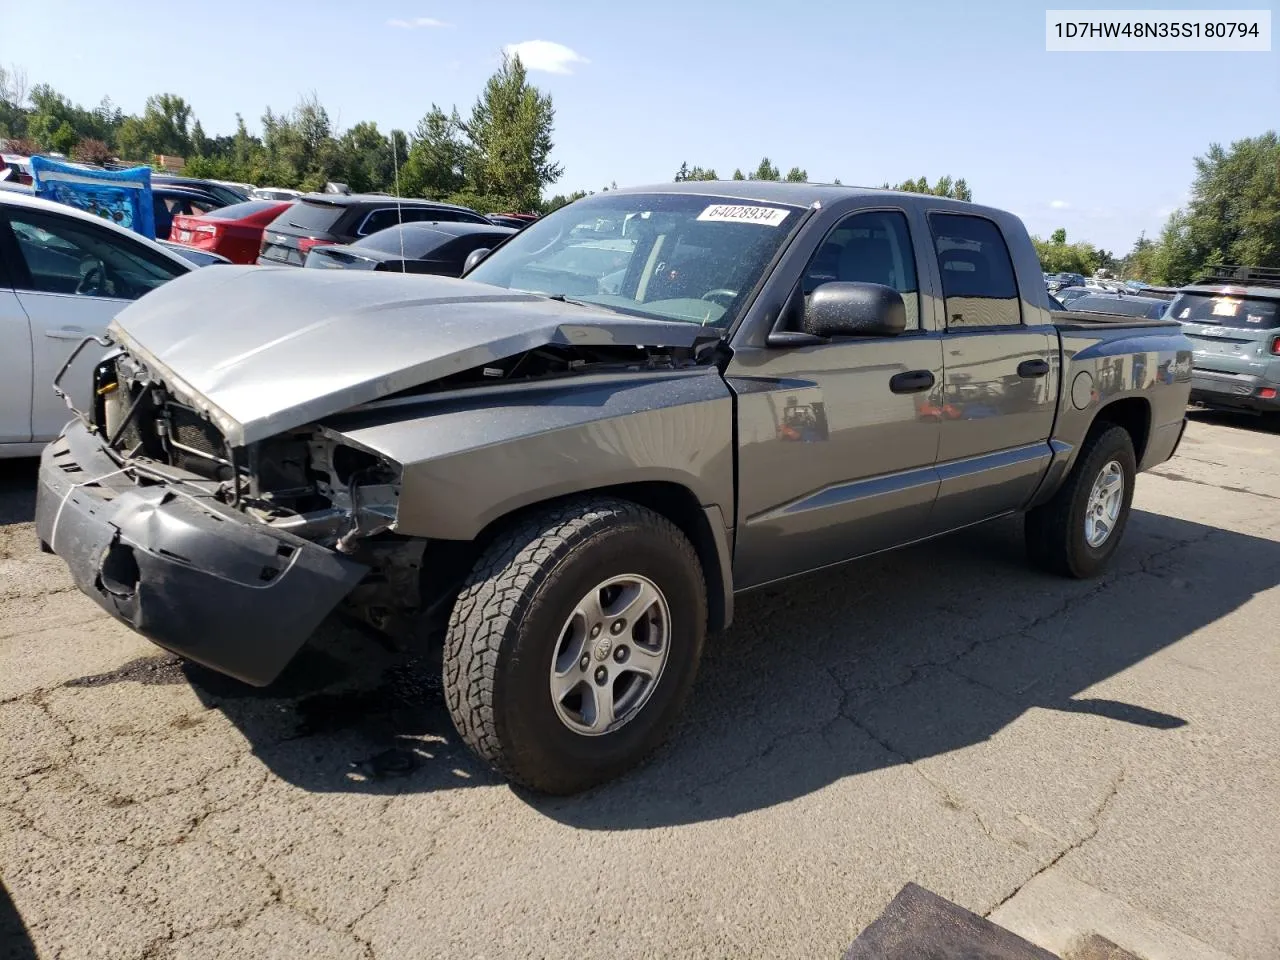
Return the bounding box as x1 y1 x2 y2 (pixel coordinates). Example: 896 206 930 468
436 232 514 264
354 223 451 257
281 200 346 233
1168 291 1279 330
204 200 284 221
802 210 921 329
7 209 186 298
929 213 1021 328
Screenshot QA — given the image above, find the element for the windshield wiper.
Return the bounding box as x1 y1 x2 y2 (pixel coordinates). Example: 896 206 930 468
545 293 595 308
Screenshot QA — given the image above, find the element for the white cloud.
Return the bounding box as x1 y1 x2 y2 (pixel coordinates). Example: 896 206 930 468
388 17 446 28
503 40 590 74
1049 199 1070 209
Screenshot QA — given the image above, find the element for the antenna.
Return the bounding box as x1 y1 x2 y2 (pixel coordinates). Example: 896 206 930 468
391 132 406 273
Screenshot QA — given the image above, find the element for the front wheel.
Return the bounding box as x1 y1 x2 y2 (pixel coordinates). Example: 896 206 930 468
443 497 708 794
1025 424 1137 578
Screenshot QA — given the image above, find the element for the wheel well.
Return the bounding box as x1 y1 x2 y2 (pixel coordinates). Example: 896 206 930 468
1091 397 1151 464
457 482 729 634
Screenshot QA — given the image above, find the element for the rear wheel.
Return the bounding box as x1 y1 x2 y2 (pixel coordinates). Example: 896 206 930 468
1026 424 1136 578
443 497 707 794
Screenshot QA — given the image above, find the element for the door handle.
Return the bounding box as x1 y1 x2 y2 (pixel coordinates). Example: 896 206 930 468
45 326 87 341
1017 358 1050 378
889 370 935 394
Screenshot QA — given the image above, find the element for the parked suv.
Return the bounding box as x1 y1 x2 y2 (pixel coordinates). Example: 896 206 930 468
1171 265 1280 415
257 193 493 266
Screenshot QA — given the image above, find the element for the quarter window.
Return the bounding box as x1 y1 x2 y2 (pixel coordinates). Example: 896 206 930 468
929 213 1022 328
801 210 921 329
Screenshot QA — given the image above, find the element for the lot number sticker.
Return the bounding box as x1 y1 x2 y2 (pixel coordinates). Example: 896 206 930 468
697 204 791 227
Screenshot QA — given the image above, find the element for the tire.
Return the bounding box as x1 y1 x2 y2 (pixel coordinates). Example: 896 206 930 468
1025 424 1137 579
443 496 708 794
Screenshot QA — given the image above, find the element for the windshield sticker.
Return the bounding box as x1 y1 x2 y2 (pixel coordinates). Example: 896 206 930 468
1179 308 1191 319
696 204 790 227
1247 313 1263 324
1211 299 1240 317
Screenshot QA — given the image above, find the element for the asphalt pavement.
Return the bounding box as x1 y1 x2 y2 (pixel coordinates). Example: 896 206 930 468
2 410 1277 960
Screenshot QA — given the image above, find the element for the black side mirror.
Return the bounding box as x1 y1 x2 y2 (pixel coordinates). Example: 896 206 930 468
803 282 906 339
462 247 491 275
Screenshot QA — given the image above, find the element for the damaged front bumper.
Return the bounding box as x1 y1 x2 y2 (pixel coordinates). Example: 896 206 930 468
35 420 369 686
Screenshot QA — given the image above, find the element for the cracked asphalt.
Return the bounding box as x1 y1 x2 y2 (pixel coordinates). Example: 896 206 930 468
2 410 1278 960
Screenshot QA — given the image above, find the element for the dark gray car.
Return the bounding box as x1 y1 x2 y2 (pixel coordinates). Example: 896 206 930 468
34 182 1193 794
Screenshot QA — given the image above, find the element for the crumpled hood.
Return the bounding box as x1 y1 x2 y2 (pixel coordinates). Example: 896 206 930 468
109 265 716 446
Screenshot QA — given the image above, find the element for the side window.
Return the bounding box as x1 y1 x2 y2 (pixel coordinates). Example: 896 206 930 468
928 213 1021 328
801 210 920 329
359 209 397 235
5 211 186 299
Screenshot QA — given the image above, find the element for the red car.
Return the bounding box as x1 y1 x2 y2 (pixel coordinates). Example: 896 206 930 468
169 199 293 265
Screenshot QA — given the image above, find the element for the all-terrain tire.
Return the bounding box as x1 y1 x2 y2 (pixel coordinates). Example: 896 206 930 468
1025 423 1137 579
443 496 708 794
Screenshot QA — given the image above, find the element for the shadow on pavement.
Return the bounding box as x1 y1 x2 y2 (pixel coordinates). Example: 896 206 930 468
45 507 1280 816
0 458 37 526
0 880 38 960
1186 407 1280 435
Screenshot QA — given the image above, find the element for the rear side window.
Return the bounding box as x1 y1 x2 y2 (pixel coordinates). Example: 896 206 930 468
1168 292 1279 330
929 213 1021 328
204 200 284 221
282 201 345 233
355 224 449 257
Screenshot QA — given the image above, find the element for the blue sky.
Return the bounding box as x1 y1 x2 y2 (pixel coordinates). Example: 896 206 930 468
3 0 1275 251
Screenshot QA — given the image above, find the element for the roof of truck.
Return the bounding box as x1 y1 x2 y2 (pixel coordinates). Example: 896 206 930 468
606 180 999 216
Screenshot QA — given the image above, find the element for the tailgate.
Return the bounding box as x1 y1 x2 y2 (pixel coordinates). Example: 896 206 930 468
259 230 305 265
1182 322 1277 375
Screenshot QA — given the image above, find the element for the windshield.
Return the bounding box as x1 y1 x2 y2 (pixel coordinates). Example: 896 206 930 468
465 193 806 327
1167 291 1280 330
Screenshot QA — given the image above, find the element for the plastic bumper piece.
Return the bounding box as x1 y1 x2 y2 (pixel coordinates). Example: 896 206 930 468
34 421 368 686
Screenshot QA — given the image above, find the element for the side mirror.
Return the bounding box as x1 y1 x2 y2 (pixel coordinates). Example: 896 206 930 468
803 282 906 339
462 247 491 275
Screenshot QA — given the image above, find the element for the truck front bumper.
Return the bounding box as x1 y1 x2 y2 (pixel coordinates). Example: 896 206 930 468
34 420 368 686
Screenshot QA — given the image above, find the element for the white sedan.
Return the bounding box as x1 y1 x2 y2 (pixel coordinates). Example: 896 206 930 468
1 190 195 457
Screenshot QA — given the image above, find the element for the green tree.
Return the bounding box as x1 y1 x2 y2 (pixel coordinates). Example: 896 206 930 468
401 106 467 198
462 52 563 210
674 162 717 181
1159 131 1280 282
731 168 745 181
1033 231 1099 276
784 166 807 182
750 157 780 181
543 189 590 213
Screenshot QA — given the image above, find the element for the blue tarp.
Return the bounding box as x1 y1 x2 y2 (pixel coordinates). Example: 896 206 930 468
29 156 157 239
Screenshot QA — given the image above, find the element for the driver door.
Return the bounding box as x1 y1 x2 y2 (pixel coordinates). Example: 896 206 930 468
0 207 188 443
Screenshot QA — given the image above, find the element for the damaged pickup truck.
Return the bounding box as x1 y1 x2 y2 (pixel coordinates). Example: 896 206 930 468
35 183 1193 794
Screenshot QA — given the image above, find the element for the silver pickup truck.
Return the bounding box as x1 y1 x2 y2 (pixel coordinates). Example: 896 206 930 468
35 183 1193 793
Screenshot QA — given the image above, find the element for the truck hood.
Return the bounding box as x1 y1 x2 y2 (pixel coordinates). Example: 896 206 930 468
109 265 719 446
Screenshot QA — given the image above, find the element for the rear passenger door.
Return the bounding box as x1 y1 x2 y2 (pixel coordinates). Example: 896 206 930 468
928 212 1058 530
